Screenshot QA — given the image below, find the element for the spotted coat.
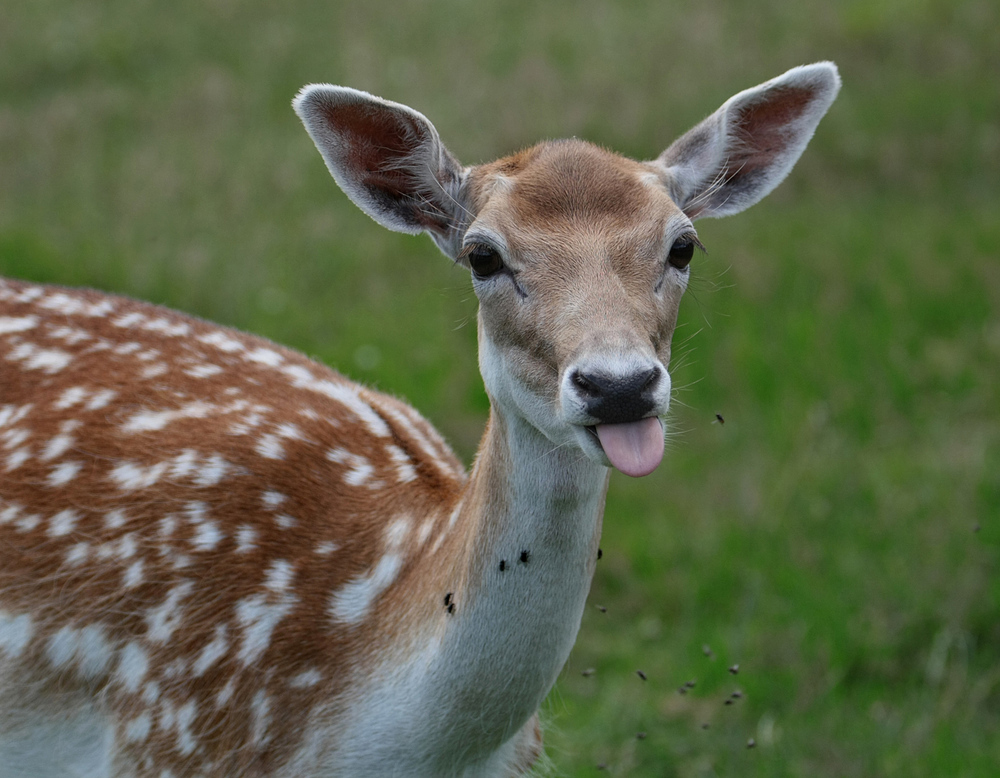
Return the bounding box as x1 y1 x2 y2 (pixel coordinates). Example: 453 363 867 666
0 277 470 776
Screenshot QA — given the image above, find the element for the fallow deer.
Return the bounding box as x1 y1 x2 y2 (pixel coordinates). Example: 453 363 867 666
0 63 839 776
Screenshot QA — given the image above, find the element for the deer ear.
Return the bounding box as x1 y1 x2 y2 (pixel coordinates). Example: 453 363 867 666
655 62 841 220
294 85 465 240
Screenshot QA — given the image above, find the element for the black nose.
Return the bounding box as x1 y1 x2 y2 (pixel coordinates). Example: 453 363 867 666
570 366 661 424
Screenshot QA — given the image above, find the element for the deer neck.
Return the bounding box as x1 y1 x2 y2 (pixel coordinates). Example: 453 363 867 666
326 404 610 774
426 403 610 758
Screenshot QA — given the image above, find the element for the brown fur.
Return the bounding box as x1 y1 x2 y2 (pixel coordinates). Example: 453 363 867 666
0 278 477 776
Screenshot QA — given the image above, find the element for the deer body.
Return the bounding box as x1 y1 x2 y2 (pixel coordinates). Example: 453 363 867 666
0 64 839 776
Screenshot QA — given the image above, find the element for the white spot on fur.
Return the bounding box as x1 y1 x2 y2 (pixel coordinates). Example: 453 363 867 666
198 331 244 353
122 401 214 433
8 284 43 303
5 447 31 471
113 341 142 355
184 501 225 551
159 697 177 732
329 553 403 626
6 341 73 373
42 628 75 666
86 388 117 410
123 559 145 589
234 592 296 665
117 533 137 560
250 690 272 747
229 408 270 436
385 516 412 547
125 712 153 743
192 624 229 676
48 508 80 536
0 315 38 334
41 420 80 460
146 581 194 643
140 362 168 379
256 434 284 459
246 347 283 366
39 292 112 317
0 503 19 525
328 448 374 486
47 325 91 344
45 624 113 678
235 525 257 553
159 515 178 538
0 403 32 427
142 681 161 705
38 293 83 315
386 444 417 483
1 427 30 449
315 541 338 555
47 460 82 487
76 625 113 678
143 317 190 338
170 449 198 479
54 387 86 410
262 490 286 508
175 700 199 755
7 284 44 303
416 518 435 547
112 312 144 328
274 513 297 529
66 542 90 565
194 453 231 487
216 677 237 708
0 611 34 657
277 421 304 438
185 362 223 378
96 536 119 561
116 642 149 692
15 511 41 532
190 515 223 552
110 460 169 491
288 668 323 688
104 509 128 529
264 560 295 593
163 657 188 680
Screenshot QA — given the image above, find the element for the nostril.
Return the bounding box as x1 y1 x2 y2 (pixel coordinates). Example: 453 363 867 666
640 367 660 391
571 370 600 397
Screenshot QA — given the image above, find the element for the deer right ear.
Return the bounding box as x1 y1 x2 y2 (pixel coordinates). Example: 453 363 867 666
294 85 466 242
654 62 841 220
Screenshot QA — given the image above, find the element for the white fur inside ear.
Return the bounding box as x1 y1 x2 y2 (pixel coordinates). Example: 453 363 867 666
658 62 841 219
293 85 464 238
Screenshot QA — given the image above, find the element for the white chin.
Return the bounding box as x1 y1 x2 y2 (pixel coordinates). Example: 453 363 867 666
572 425 612 468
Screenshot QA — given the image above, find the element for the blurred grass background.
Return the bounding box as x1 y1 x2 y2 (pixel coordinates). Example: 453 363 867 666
1 0 998 775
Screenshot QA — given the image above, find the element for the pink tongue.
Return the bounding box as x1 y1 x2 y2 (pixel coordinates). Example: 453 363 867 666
595 417 665 478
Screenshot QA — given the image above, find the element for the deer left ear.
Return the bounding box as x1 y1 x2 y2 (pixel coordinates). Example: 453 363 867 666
294 85 466 243
654 62 841 220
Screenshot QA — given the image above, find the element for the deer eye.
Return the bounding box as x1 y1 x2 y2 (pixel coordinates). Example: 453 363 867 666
667 237 696 270
466 245 504 279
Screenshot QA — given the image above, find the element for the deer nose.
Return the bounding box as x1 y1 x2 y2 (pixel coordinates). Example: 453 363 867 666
570 365 663 424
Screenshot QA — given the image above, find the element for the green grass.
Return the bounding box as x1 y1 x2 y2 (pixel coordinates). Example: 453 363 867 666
2 0 998 775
